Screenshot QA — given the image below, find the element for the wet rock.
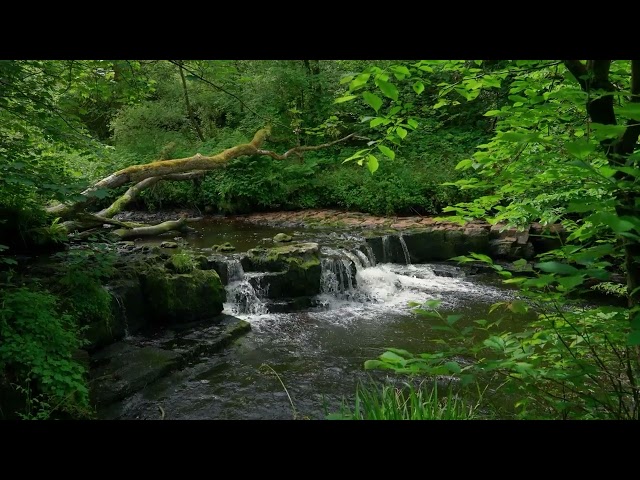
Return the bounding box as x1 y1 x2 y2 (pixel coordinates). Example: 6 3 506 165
273 233 292 242
90 343 181 406
160 241 179 249
529 222 565 254
244 243 322 297
489 239 535 260
90 315 252 413
212 242 236 252
139 268 226 324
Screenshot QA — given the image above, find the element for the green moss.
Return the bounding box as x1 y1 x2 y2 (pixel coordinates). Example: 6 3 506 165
140 267 226 324
167 252 196 273
212 242 236 252
273 233 292 242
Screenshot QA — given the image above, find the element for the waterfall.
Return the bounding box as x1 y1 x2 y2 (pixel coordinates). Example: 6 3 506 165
398 234 411 265
320 247 360 299
226 258 245 283
354 249 371 268
382 235 392 263
105 285 130 338
364 244 376 266
224 258 267 315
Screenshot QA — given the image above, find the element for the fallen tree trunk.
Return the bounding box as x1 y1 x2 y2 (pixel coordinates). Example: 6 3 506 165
112 217 191 239
51 127 363 238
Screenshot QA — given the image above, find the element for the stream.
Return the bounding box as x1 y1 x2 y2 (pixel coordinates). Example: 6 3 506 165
101 218 524 420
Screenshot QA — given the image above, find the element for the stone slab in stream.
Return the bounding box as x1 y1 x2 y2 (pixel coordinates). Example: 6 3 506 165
89 315 250 410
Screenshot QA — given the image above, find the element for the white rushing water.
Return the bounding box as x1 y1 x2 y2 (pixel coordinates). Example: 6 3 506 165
223 245 514 328
223 259 268 315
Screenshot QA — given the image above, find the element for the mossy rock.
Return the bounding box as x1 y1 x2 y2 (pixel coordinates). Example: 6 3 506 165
245 242 319 272
244 242 321 295
165 252 196 273
273 233 292 242
212 242 236 252
139 267 226 324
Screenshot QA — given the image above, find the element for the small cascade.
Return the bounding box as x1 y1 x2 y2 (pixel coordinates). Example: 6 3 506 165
382 235 392 263
226 258 245 283
364 244 376 266
106 285 130 338
398 234 412 265
224 258 267 315
343 250 365 270
320 247 360 299
354 249 371 268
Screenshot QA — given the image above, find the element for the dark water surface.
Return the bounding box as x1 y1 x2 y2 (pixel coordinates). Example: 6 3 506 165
104 254 525 419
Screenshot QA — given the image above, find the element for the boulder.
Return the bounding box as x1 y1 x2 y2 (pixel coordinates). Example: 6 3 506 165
273 233 293 242
139 267 226 324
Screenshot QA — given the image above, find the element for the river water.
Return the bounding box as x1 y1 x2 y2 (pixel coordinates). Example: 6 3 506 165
107 223 522 419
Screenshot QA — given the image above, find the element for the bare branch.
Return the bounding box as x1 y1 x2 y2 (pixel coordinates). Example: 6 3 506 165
257 133 365 160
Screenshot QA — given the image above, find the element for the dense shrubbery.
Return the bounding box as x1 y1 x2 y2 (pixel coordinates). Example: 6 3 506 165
125 121 487 216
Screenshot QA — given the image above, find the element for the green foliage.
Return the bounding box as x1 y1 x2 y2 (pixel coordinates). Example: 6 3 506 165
0 284 90 418
169 252 196 273
357 59 640 420
51 244 116 327
328 380 482 420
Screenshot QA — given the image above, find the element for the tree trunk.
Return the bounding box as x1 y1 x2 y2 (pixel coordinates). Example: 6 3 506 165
177 60 205 142
564 60 640 372
48 127 362 238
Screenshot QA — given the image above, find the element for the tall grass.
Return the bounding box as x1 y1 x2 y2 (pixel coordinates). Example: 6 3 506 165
329 381 482 420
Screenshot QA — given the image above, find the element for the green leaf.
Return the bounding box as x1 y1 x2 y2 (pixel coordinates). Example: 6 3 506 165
617 103 640 121
508 300 529 314
380 351 405 364
396 127 407 139
375 78 399 101
349 73 371 91
370 117 388 128
364 360 390 370
500 132 531 143
557 275 585 290
407 118 419 129
362 91 383 113
455 159 473 170
91 188 109 200
385 347 414 359
377 144 395 160
334 95 357 104
535 261 579 275
590 123 627 140
566 139 596 160
586 212 636 234
447 314 463 326
390 65 411 77
444 361 461 374
615 166 640 178
339 75 354 85
342 149 370 163
413 81 425 95
470 252 493 264
626 330 640 346
367 154 379 174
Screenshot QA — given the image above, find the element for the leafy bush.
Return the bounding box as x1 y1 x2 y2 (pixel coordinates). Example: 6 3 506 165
0 285 90 418
52 244 116 328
